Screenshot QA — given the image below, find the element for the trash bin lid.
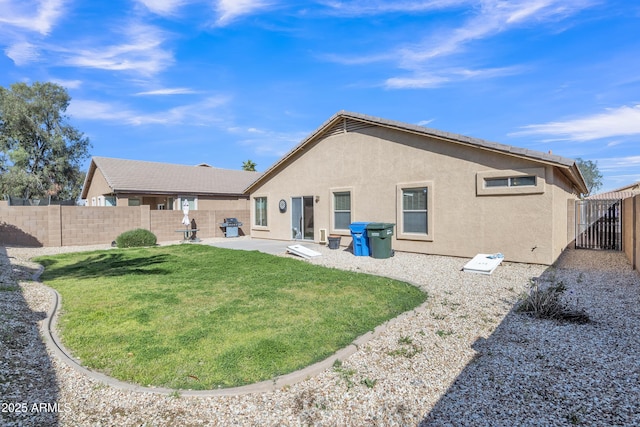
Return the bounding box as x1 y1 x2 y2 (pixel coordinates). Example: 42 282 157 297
349 222 371 233
366 222 395 230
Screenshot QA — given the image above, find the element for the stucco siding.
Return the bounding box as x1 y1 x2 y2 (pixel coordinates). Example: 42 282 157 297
251 127 562 264
549 167 581 262
84 168 113 205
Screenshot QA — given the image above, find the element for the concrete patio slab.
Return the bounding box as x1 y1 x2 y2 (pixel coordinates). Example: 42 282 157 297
207 237 322 257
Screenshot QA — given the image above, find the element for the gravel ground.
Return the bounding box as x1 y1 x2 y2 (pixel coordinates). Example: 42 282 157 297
1 240 639 426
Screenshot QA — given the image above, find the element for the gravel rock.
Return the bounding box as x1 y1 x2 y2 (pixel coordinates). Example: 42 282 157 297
1 242 639 426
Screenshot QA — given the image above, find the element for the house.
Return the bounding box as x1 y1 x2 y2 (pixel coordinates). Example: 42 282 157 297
587 182 640 200
245 111 588 265
81 157 261 211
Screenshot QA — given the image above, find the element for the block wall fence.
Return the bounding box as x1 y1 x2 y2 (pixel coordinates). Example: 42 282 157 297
0 201 250 247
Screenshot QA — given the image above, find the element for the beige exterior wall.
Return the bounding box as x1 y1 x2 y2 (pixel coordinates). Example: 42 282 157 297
84 168 113 206
250 127 580 264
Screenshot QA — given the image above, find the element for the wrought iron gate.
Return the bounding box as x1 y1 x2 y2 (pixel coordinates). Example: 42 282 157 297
575 199 622 250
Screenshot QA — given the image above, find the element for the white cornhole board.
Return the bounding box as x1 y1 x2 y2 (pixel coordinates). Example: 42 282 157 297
463 253 504 275
287 244 322 259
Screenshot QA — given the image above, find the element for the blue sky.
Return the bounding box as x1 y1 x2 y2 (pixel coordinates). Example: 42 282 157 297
1 0 639 193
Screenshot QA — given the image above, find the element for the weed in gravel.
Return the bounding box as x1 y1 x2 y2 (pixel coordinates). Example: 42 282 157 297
361 378 377 388
398 336 413 345
387 336 423 358
436 329 453 338
332 359 357 388
516 280 590 323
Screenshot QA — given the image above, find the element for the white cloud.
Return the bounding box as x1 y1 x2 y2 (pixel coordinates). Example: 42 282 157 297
136 0 187 16
0 0 65 35
61 24 173 76
231 126 307 156
319 0 467 16
384 66 522 89
214 0 273 26
135 88 198 96
398 0 593 66
68 96 230 126
596 156 640 172
50 78 82 89
324 0 595 88
4 41 40 65
513 105 640 141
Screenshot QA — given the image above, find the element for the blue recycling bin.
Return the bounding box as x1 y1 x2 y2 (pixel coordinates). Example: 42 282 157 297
349 222 371 256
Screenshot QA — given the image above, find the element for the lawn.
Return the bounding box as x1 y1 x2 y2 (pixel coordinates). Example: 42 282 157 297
35 244 426 390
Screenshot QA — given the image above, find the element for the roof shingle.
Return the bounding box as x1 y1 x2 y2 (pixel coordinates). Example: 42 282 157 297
83 157 261 197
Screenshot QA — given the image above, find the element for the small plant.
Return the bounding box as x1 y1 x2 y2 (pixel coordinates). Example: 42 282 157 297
361 378 377 389
169 390 181 399
115 228 157 248
436 329 453 338
516 280 589 323
398 336 413 345
332 359 356 388
387 336 423 358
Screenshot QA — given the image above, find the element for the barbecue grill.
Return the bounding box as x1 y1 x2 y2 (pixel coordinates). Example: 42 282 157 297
220 217 242 238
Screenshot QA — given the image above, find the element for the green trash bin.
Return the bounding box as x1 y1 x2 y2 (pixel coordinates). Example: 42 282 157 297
366 223 395 259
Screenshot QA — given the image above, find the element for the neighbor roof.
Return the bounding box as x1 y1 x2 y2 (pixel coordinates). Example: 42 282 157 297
81 157 261 199
245 111 588 194
587 182 640 200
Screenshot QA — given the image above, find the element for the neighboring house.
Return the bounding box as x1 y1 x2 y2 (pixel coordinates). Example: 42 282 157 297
587 182 640 200
81 157 261 211
245 111 588 265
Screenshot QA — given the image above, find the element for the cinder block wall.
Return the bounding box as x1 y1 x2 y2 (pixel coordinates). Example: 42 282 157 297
61 206 149 246
0 201 251 247
0 203 50 246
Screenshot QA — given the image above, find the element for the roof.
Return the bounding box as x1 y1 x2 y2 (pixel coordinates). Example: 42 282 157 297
245 110 588 194
587 182 640 200
81 157 261 199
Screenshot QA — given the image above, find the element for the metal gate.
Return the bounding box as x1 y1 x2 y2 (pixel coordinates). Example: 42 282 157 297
575 199 622 250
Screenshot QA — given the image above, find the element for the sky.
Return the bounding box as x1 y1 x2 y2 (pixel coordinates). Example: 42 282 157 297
1 0 639 193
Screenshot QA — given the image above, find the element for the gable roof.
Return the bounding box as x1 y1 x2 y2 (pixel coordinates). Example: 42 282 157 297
587 182 640 200
245 110 588 194
81 157 261 199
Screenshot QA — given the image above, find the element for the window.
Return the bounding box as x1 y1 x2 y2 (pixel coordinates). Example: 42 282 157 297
180 197 196 211
485 176 536 188
105 196 116 206
396 182 433 241
333 191 351 230
402 187 428 234
476 168 545 196
128 198 140 206
255 197 268 227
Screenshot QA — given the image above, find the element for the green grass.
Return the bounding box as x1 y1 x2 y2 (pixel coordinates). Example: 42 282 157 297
35 244 426 390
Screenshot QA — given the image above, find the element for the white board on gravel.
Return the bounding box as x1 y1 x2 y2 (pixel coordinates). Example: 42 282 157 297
463 253 504 275
287 244 322 259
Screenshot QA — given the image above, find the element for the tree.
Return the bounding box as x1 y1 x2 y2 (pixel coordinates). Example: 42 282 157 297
242 159 257 171
0 82 90 201
576 157 603 196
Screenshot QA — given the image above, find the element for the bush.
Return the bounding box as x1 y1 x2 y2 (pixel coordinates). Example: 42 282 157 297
115 229 157 248
516 280 589 324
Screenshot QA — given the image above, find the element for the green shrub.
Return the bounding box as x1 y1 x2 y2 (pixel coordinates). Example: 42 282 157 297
115 229 157 248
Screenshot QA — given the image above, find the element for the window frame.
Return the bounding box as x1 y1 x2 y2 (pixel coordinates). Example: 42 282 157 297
330 187 353 234
253 195 269 228
396 181 434 242
476 168 546 196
